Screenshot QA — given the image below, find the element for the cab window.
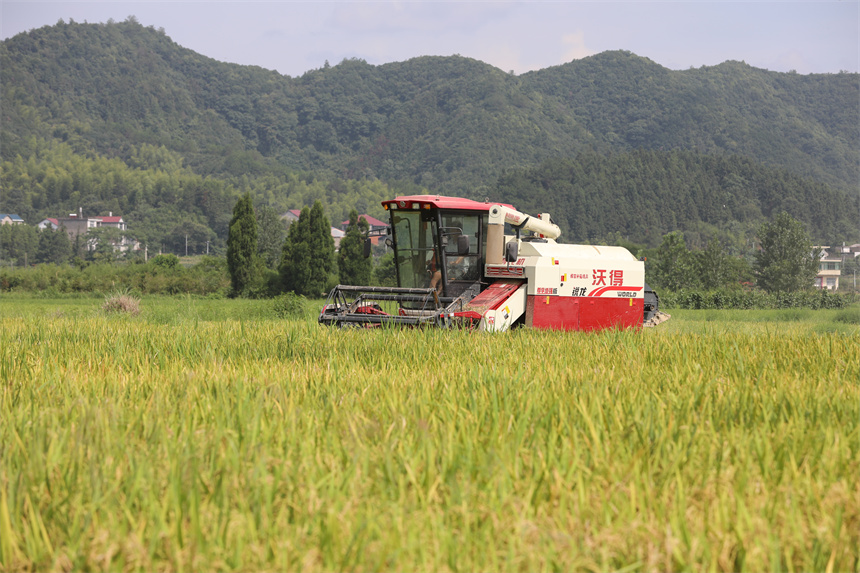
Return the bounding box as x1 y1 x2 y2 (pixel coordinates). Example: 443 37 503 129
392 210 437 289
440 213 481 283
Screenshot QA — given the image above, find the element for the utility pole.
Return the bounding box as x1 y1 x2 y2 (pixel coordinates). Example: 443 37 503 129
206 240 210 255
185 234 188 257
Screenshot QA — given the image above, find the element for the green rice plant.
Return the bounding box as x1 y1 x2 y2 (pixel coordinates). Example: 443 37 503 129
771 308 811 321
0 298 858 572
833 306 860 325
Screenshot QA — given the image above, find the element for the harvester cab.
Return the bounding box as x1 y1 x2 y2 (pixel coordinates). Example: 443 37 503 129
319 195 669 331
390 200 485 298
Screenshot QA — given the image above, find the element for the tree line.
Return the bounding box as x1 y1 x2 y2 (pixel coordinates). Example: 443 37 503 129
496 149 858 247
3 141 856 270
0 139 398 257
1 205 845 303
226 193 375 298
625 212 826 296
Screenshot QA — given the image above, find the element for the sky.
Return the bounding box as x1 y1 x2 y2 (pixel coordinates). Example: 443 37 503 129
1 1 858 77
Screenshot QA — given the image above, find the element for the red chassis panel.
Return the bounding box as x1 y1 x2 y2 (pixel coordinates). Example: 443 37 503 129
526 295 644 331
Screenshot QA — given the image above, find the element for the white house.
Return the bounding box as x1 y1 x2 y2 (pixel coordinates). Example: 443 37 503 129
44 211 136 252
814 246 842 290
331 227 345 249
37 218 60 230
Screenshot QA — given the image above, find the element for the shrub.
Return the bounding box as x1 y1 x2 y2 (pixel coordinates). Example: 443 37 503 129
660 288 849 310
102 290 141 316
0 259 229 296
150 254 181 269
272 292 306 319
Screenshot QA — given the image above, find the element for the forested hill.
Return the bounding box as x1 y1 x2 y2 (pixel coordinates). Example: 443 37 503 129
3 18 858 191
497 150 857 247
1 18 858 250
521 53 859 193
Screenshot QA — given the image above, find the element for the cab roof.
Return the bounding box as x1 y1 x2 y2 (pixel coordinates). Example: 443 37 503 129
382 195 515 212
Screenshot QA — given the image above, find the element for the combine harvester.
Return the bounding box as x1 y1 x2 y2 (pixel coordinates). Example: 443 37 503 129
320 196 669 331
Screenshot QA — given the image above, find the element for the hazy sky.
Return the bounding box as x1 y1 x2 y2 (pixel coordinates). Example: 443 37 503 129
2 1 858 77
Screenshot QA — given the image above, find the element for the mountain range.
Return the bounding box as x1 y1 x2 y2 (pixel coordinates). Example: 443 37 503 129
1 18 857 250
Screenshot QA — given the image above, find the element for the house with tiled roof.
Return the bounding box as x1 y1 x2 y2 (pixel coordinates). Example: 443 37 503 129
281 209 303 224
37 218 60 230
340 214 388 232
50 212 126 237
42 211 135 252
340 213 389 245
281 209 348 248
331 227 345 249
0 214 25 225
97 215 127 231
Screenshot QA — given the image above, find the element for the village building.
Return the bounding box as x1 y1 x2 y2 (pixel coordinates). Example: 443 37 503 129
40 211 135 252
281 209 351 249
814 246 843 290
340 214 389 245
0 214 25 225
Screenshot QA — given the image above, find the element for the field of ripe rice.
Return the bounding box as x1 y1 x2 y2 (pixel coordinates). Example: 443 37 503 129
1 297 858 572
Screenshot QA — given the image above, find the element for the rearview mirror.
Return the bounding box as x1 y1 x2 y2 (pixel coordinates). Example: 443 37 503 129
505 241 518 263
457 235 469 256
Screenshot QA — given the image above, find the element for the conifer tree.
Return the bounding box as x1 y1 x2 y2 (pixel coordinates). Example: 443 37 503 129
372 252 397 287
306 201 336 294
280 201 335 296
256 205 286 269
280 206 311 294
226 192 258 296
338 210 372 285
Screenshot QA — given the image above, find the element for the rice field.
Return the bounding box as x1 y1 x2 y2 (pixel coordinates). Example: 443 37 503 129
1 296 858 572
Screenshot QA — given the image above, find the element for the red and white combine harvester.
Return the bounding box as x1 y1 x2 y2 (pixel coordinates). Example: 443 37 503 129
319 196 669 331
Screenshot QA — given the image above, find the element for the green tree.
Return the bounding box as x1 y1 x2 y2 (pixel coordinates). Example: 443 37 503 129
87 227 125 264
0 224 39 266
754 212 820 292
279 201 335 296
696 239 753 290
306 201 336 294
164 220 216 256
652 231 700 291
256 205 286 270
280 206 311 295
150 253 180 269
226 192 259 296
36 227 73 264
840 255 860 292
338 210 372 285
372 251 397 287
